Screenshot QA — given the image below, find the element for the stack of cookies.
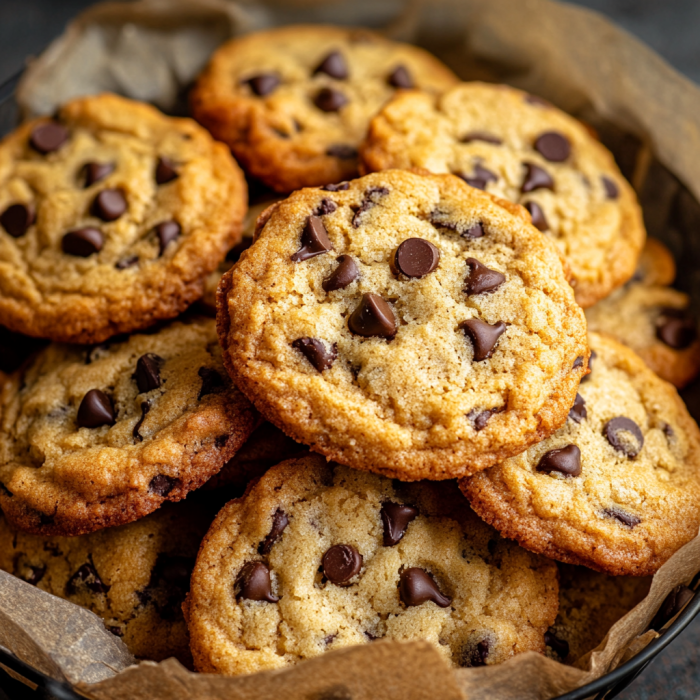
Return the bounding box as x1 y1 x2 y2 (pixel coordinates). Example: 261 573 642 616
0 24 698 679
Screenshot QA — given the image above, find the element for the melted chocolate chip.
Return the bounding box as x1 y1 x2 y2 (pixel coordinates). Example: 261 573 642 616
115 255 138 270
461 639 491 667
135 353 164 393
534 131 571 162
292 337 337 372
524 201 549 231
348 293 397 339
460 318 506 361
291 215 333 262
468 408 499 431
82 162 115 187
388 65 413 88
602 176 619 199
245 73 280 97
155 157 179 185
580 349 597 383
393 238 440 278
315 51 348 79
77 389 115 429
461 131 502 145
544 630 569 659
66 560 109 595
323 255 360 291
352 187 389 227
461 164 498 191
198 367 224 400
650 585 695 630
521 162 554 193
62 227 104 257
18 564 46 586
464 258 505 295
568 393 587 423
30 122 69 154
430 211 484 238
236 561 279 602
91 189 127 222
1 203 35 238
536 444 581 477
259 509 290 555
381 502 418 546
602 506 641 528
149 474 179 497
326 144 357 159
155 221 181 255
399 568 451 608
656 308 697 349
133 400 151 443
315 87 348 112
604 417 644 458
322 544 363 585
314 198 338 216
226 237 253 263
323 182 350 192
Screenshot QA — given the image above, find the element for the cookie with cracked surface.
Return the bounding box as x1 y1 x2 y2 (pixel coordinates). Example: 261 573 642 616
360 82 646 307
0 93 247 343
0 316 257 536
190 25 458 193
185 454 559 675
460 332 700 575
0 500 210 667
217 169 589 480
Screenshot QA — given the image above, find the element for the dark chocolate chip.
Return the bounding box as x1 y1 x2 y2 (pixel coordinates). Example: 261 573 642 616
292 337 337 372
315 87 348 112
602 506 641 528
352 187 389 227
62 227 104 257
1 203 35 238
580 349 597 383
604 417 644 458
534 131 571 162
650 585 695 630
322 544 363 585
259 509 290 555
149 474 179 497
464 222 485 239
91 189 127 222
568 393 587 423
325 144 358 159
460 318 506 361
82 162 115 187
381 502 418 546
107 626 124 637
393 238 440 278
315 51 348 79
521 162 554 193
155 157 179 185
135 353 164 393
429 211 484 238
656 308 697 349
133 400 151 443
399 568 451 608
226 237 253 263
602 176 619 199
461 131 502 145
536 444 582 477
573 356 584 369
314 198 338 216
291 215 333 262
19 564 46 586
464 258 505 295
348 293 397 339
154 221 181 255
67 560 109 595
461 639 491 667
323 633 338 647
198 367 224 400
388 65 413 88
30 122 69 154
323 181 350 192
663 423 676 442
77 389 115 429
235 561 279 602
468 408 499 431
545 630 569 659
245 73 280 97
524 201 549 231
115 255 138 270
461 164 498 191
323 255 360 291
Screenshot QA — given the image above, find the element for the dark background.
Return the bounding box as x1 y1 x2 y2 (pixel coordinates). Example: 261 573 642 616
0 1 699 698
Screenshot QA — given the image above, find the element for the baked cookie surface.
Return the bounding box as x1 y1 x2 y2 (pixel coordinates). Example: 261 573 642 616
190 25 458 192
185 454 559 676
0 93 247 343
360 82 646 307
218 169 589 480
0 316 257 536
461 332 700 575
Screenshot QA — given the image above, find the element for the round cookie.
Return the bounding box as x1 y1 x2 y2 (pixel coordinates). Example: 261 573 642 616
360 82 646 307
0 93 247 343
0 499 210 667
218 169 589 480
633 237 676 287
0 316 258 536
185 454 560 676
190 25 458 193
461 332 700 576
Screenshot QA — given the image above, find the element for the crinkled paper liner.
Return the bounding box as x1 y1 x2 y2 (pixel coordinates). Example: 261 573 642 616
4 0 700 697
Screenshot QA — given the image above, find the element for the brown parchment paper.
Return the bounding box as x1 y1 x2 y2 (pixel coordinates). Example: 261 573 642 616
4 0 700 698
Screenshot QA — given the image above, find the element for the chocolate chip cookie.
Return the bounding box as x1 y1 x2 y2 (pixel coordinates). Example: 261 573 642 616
461 332 700 576
190 25 458 193
0 316 257 536
0 499 210 667
361 82 646 307
218 169 589 480
185 454 559 675
0 93 247 343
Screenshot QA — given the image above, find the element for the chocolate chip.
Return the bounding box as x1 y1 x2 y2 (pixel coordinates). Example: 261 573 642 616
580 349 597 383
1 203 35 238
461 164 498 191
198 367 224 400
399 568 451 608
461 132 502 145
602 506 641 528
325 144 358 159
460 318 506 361
82 162 115 187
461 639 491 667
67 560 109 595
348 293 397 339
322 544 363 585
464 222 485 239
381 502 418 546
155 157 179 185
115 255 138 270
604 417 644 458
292 337 337 372
393 238 440 278
323 255 359 291
388 65 413 88
259 509 290 555
62 227 104 257
468 408 499 431
352 187 389 227
30 122 68 154
236 561 279 602
155 221 181 255
315 87 348 112
534 131 571 162
656 308 697 349
245 73 280 97
602 176 619 199
291 215 333 262
573 356 584 369
545 630 569 659
524 201 549 231
149 474 179 497
77 389 115 429
133 400 151 443
568 394 587 423
663 423 676 442
464 258 505 295
650 585 695 630
323 181 350 192
521 162 554 193
536 444 581 477
314 199 338 216
91 189 127 222
226 237 253 263
18 564 46 586
135 353 164 393
315 51 348 79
